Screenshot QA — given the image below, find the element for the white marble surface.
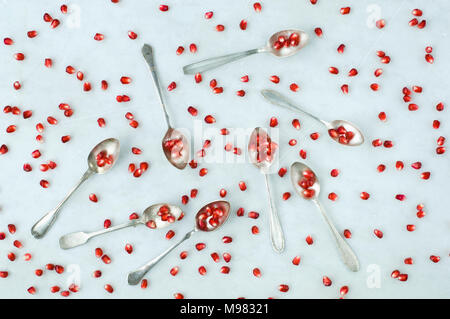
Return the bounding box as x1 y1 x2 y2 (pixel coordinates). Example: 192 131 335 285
0 0 449 299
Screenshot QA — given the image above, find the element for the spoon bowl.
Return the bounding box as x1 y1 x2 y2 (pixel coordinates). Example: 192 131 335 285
128 200 231 285
59 203 182 249
87 138 120 174
195 200 230 232
267 29 309 57
248 127 278 173
327 120 365 146
290 161 321 199
162 128 189 170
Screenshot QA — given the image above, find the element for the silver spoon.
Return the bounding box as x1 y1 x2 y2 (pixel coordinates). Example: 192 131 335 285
59 203 183 249
261 89 364 146
128 200 230 285
248 128 285 253
290 162 360 272
31 138 120 239
183 29 308 75
142 44 190 169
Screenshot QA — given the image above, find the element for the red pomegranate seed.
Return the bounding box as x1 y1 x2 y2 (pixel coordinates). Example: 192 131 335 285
179 251 188 260
129 120 139 128
50 286 60 293
223 253 231 263
292 256 301 266
404 257 413 265
406 224 415 232
430 255 440 263
46 263 55 270
248 211 259 219
337 44 345 53
14 52 25 61
395 161 404 170
290 83 299 92
376 19 386 29
421 172 430 180
236 89 245 97
236 208 244 217
323 276 332 287
391 270 400 278
23 110 33 119
253 268 261 278
93 270 102 278
417 20 426 29
170 267 179 276
198 266 207 276
412 9 423 16
213 87 223 94
195 243 206 251
127 30 138 39
360 192 370 200
328 192 338 201
299 149 307 159
222 236 232 244
27 287 36 294
94 33 104 41
27 30 38 38
395 194 406 201
8 224 16 234
55 265 64 274
425 54 434 64
220 266 230 274
398 274 408 282
384 140 393 148
436 146 445 154
436 102 444 111
194 73 202 83
314 27 323 37
238 181 247 191
279 284 289 292
340 7 350 14
328 67 339 75
348 68 358 76
251 226 259 234
370 83 379 91
174 293 184 299
50 19 60 28
7 252 15 261
269 117 278 127
6 125 16 133
61 135 71 143
204 115 216 124
306 235 313 245
270 75 280 83
104 284 114 293
125 244 133 254
253 2 262 12
239 20 247 30
83 82 91 91
60 4 68 13
3 37 13 45
95 248 103 258
204 11 213 19
374 229 383 238
343 229 352 238
101 255 111 264
216 24 225 32
40 179 50 188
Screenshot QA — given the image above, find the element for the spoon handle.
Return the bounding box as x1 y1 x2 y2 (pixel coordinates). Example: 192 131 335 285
142 44 172 128
313 200 360 272
264 173 285 253
261 89 326 126
59 220 139 249
183 48 262 75
31 169 93 239
128 228 196 285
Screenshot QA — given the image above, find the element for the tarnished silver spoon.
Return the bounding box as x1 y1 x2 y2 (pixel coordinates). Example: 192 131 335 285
290 162 360 272
261 89 364 146
128 200 230 285
59 204 183 249
142 44 190 169
31 138 120 239
248 128 285 253
183 29 308 75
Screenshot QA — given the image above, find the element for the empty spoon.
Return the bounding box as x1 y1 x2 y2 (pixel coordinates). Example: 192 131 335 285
59 203 183 249
261 89 364 146
128 200 230 285
290 162 360 272
31 138 120 239
248 128 285 253
142 44 190 169
183 29 308 75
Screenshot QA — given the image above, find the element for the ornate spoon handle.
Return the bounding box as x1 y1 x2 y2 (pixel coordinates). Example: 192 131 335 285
264 173 285 253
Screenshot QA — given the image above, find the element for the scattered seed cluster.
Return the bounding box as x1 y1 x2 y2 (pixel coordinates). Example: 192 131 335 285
0 1 447 299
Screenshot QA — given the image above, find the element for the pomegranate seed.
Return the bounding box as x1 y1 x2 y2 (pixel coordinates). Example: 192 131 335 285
83 82 91 91
251 226 259 234
417 20 426 29
374 229 383 238
174 293 184 299
27 30 38 38
222 236 232 244
8 224 16 234
290 83 299 92
306 235 313 245
299 149 307 159
190 189 198 198
23 110 33 119
406 224 415 232
391 270 400 278
360 192 370 200
395 194 406 201
197 266 207 276
395 161 404 170
314 27 323 37
61 135 71 143
213 87 223 94
93 270 102 278
40 179 50 188
328 67 339 74
7 252 15 261
253 2 262 12
270 75 280 83
253 268 261 278
95 248 103 258
436 102 444 111
376 19 386 29
269 117 278 127
104 284 114 293
125 244 133 254
50 19 60 28
180 251 188 260
129 120 139 128
3 37 13 45
328 192 338 201
166 230 175 240
195 243 206 251
412 9 423 16
384 140 393 148
6 125 16 133
348 68 358 76
55 265 64 274
101 255 111 264
236 89 245 97
216 24 225 32
248 211 259 219
46 263 55 270
50 286 60 293
436 146 445 154
94 33 104 41
323 276 332 286
343 229 352 238
204 11 213 19
204 115 216 124
278 284 289 292
220 266 230 274
404 257 413 265
398 274 408 282
425 54 434 64
60 4 68 13
292 256 301 266
239 20 247 30
430 255 440 263
223 253 231 263
337 44 345 53
14 52 25 61
370 83 380 91
27 287 36 295
432 120 440 129
170 267 179 276
421 172 430 180
194 73 202 83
